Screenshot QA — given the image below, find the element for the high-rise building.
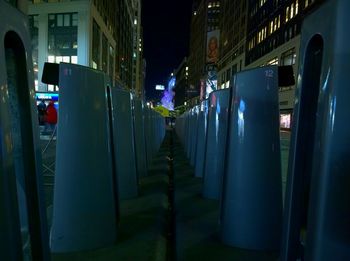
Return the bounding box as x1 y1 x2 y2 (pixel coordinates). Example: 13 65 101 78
188 0 221 101
245 0 324 129
217 0 247 89
115 0 134 90
132 0 144 98
173 57 189 108
27 0 142 94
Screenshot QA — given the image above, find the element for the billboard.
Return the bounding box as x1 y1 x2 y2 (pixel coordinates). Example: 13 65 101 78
206 30 220 64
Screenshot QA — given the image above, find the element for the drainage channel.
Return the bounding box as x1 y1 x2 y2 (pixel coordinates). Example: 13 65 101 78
167 129 176 261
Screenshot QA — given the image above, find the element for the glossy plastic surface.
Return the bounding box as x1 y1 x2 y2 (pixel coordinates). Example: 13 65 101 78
194 100 208 178
111 88 138 199
220 66 282 250
281 1 350 260
202 89 230 199
0 2 50 260
51 63 117 252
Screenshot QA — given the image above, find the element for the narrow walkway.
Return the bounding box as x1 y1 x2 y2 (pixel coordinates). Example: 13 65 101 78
43 130 282 260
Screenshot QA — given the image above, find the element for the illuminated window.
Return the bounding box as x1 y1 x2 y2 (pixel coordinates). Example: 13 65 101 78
71 56 78 64
267 57 279 65
290 3 294 18
295 0 299 15
286 7 289 22
281 48 296 65
305 0 309 7
259 0 267 7
270 21 274 34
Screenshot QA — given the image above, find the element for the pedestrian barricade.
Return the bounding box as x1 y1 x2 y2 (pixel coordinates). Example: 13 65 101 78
0 2 50 260
133 98 148 177
220 65 285 250
202 89 230 199
281 1 350 260
194 99 208 178
48 63 118 252
189 105 200 166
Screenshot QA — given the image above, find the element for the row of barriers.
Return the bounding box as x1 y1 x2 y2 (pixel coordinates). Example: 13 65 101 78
176 0 350 260
176 65 284 251
49 63 166 253
0 2 165 259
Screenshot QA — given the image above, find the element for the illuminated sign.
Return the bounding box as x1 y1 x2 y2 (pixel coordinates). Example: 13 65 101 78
155 85 165 90
36 92 59 101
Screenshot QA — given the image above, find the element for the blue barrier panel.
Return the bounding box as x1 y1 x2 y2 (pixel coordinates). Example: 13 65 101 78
51 64 117 252
195 100 209 178
220 66 282 250
0 2 50 260
144 108 153 167
202 89 230 199
186 109 192 158
143 108 165 167
281 1 350 260
111 88 138 200
190 105 200 166
133 99 148 177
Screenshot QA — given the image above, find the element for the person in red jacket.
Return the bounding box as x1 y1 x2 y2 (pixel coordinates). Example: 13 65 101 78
45 100 58 133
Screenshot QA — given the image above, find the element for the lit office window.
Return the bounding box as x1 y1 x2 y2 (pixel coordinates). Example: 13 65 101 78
267 57 279 65
295 0 299 15
286 7 290 22
48 13 78 54
29 15 39 91
281 48 296 65
92 20 101 69
290 3 294 19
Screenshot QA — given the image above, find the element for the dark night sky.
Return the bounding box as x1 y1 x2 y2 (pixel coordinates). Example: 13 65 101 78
142 0 193 100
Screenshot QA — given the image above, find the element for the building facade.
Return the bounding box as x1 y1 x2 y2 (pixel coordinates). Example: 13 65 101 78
188 0 221 102
173 57 189 108
27 0 143 96
244 0 324 129
217 0 247 89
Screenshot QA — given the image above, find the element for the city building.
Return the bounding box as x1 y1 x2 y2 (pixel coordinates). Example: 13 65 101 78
5 0 27 12
188 0 221 102
27 0 142 94
217 0 247 89
132 1 144 99
173 57 189 108
244 0 324 129
115 0 134 90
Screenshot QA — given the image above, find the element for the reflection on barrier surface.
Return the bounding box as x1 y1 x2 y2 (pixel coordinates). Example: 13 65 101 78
220 66 282 250
0 2 50 260
189 105 200 166
194 100 208 178
203 89 230 200
281 1 350 260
